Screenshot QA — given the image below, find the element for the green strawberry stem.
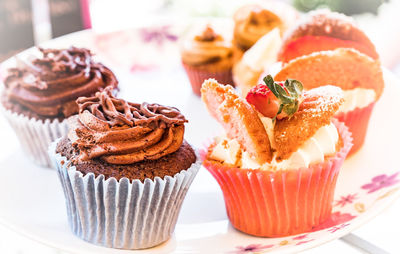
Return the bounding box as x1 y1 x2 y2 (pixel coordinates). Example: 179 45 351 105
263 75 303 122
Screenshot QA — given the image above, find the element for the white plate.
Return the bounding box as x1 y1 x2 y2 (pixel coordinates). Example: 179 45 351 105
0 29 400 254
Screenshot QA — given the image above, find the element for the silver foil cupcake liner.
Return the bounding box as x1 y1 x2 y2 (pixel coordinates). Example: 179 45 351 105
1 106 69 168
49 139 200 249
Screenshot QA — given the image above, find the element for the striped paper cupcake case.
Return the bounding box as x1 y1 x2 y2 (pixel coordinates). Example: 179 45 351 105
335 102 375 156
182 63 234 96
1 105 69 168
49 140 200 249
201 119 353 237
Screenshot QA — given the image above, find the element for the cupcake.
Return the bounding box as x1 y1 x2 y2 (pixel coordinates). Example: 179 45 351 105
232 2 297 63
275 11 383 155
232 27 282 97
275 48 384 155
200 75 352 237
277 9 379 63
49 87 200 249
1 47 118 167
181 24 234 96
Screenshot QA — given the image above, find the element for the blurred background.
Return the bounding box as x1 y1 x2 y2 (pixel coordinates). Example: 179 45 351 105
1 0 400 253
1 0 400 70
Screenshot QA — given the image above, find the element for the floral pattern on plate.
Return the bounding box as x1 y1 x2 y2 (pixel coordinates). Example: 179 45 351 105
93 24 181 73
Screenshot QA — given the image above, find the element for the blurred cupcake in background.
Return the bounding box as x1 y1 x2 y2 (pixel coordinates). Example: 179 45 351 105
232 2 298 64
49 87 200 249
277 9 379 63
233 27 282 96
275 10 384 156
0 47 118 167
181 23 234 96
275 48 383 156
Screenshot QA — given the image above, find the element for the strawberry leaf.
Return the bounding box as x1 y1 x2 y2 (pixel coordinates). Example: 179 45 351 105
285 79 303 99
262 75 303 121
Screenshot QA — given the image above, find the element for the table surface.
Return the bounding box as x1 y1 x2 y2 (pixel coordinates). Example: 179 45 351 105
2 3 400 252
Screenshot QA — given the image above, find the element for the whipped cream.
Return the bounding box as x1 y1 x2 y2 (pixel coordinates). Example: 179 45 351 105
339 88 376 113
209 121 339 170
242 28 282 72
210 137 241 165
272 123 338 170
260 117 276 149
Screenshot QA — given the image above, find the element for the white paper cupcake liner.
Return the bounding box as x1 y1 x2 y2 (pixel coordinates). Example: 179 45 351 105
0 105 69 168
49 139 200 249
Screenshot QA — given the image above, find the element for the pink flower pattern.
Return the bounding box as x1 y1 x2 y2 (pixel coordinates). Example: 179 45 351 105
362 172 400 193
334 193 358 207
328 223 350 233
312 212 355 231
296 239 315 245
292 234 308 240
231 244 274 254
140 25 178 46
129 63 157 73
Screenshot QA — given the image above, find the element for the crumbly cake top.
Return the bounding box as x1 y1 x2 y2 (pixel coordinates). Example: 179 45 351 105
274 85 343 160
275 48 384 99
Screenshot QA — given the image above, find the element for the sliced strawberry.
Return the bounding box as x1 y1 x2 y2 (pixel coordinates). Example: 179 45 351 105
246 83 283 119
246 75 303 120
278 35 379 63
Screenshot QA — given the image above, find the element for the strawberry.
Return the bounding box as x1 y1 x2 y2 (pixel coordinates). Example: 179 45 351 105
246 75 303 120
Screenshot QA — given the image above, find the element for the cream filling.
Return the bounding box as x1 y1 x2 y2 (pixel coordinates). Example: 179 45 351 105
210 137 241 166
209 121 339 170
339 88 376 113
241 28 282 72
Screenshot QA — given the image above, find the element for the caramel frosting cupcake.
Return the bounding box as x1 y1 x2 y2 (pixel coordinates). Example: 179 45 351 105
50 88 199 249
0 46 118 167
181 24 234 96
181 25 233 71
233 4 283 52
232 2 297 63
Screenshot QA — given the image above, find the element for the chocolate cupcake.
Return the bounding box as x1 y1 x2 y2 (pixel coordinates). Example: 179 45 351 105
49 88 199 249
0 47 118 167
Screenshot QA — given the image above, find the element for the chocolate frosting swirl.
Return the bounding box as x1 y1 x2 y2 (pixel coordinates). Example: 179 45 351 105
181 25 233 67
3 47 118 118
233 4 283 50
69 87 187 164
